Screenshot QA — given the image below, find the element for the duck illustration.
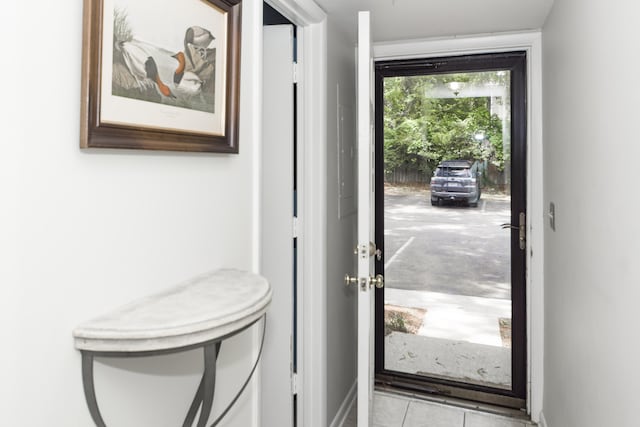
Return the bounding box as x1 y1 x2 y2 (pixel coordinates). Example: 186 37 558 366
184 26 215 68
119 41 152 84
176 72 203 96
144 56 175 98
172 51 187 84
115 37 208 101
171 51 203 95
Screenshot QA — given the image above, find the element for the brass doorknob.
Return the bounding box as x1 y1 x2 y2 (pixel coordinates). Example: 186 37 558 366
370 274 384 289
345 274 358 286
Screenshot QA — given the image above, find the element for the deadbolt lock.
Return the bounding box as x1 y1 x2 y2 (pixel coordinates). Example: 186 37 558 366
353 242 382 261
369 242 382 261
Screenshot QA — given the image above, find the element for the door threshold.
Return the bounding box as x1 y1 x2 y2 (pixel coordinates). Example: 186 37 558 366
375 383 531 422
376 372 526 410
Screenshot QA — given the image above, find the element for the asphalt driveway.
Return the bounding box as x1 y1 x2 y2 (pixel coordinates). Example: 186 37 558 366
382 187 512 300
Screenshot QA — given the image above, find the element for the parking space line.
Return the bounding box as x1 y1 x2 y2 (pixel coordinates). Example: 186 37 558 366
385 236 415 270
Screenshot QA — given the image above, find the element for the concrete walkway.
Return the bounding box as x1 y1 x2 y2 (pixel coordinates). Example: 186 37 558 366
384 288 512 387
385 288 511 346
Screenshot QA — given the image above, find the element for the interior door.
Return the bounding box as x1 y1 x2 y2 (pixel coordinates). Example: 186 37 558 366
356 10 377 427
261 24 295 427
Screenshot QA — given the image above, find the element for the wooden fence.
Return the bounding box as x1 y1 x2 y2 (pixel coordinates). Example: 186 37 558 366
384 168 430 185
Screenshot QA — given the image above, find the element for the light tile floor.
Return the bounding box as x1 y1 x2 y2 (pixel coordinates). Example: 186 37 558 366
342 392 537 427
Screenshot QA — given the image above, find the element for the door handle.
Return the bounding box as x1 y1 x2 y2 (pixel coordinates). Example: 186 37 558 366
501 212 526 250
345 274 367 290
370 274 384 289
344 274 358 286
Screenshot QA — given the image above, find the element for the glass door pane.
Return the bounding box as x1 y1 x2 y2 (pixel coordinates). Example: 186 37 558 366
382 70 513 389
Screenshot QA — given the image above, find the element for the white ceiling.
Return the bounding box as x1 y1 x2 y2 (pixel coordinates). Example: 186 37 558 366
313 0 555 42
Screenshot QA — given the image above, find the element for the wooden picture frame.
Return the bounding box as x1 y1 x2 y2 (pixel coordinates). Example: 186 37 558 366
80 0 242 153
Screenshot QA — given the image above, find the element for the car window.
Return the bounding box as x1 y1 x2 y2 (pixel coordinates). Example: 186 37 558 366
436 167 470 177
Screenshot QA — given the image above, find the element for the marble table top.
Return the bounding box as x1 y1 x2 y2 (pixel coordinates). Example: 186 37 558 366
73 269 271 353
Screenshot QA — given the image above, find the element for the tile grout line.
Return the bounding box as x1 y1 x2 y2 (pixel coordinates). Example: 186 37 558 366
400 401 410 426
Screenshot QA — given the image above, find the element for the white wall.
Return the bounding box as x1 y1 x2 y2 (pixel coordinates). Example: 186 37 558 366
325 15 359 425
1 1 262 425
542 1 640 426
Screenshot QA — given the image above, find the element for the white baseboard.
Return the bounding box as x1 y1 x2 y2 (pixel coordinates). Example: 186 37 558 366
538 411 548 427
329 380 357 427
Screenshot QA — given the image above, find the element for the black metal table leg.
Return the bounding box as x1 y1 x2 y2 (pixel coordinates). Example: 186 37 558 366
196 343 221 427
183 372 205 426
81 352 107 427
183 342 221 427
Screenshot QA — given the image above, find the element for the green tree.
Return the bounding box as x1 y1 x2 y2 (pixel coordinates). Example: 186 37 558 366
383 76 433 176
383 72 507 180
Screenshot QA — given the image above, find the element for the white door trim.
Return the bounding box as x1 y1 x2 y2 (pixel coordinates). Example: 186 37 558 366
263 2 328 427
373 31 544 423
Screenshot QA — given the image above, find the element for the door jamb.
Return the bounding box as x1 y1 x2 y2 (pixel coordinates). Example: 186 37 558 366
262 2 328 427
373 32 544 423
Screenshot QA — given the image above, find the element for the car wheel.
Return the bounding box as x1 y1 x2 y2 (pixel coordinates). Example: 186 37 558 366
431 199 439 206
468 191 480 207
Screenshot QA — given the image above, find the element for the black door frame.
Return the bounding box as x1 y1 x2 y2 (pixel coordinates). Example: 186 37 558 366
373 52 528 409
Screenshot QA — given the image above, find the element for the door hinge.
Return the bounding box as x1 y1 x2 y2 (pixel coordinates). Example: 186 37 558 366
292 216 299 238
292 61 298 84
291 372 299 395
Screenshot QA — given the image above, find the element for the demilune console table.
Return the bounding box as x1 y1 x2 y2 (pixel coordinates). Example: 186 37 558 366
73 269 272 427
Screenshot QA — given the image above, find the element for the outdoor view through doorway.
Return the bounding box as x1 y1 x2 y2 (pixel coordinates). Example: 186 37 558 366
375 53 527 407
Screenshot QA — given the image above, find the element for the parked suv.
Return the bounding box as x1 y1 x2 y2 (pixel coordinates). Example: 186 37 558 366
430 160 481 207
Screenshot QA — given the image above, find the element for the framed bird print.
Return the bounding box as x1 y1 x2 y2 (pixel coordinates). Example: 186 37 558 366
80 0 242 152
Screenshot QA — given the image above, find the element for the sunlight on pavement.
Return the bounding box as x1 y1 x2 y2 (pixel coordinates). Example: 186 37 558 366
385 288 510 347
